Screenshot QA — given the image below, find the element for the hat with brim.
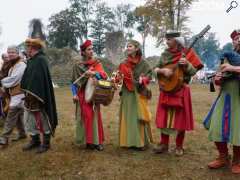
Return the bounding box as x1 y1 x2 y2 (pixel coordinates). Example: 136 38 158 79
25 38 46 48
175 37 186 47
165 31 181 38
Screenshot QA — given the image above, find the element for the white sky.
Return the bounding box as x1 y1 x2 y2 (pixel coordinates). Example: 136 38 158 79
0 0 239 56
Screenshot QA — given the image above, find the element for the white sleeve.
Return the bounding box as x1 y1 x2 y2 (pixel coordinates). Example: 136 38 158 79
1 62 26 88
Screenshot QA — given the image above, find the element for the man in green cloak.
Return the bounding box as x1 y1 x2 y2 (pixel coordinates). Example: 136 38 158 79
21 38 58 153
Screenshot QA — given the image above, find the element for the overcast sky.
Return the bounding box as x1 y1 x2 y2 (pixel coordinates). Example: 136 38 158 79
0 0 239 56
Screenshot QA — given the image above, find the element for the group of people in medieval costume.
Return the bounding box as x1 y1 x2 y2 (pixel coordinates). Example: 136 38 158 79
0 37 58 153
0 25 240 175
70 29 240 174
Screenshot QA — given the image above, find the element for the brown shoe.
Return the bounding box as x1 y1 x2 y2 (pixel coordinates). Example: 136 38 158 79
232 163 240 174
153 144 168 154
175 147 184 156
208 155 230 169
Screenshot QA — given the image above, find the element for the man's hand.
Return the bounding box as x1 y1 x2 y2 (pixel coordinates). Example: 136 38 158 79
221 63 235 72
214 72 223 85
154 67 161 74
178 57 188 67
161 68 173 78
154 67 173 78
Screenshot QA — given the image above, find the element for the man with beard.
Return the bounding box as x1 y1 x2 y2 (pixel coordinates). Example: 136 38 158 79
0 46 27 146
204 29 240 174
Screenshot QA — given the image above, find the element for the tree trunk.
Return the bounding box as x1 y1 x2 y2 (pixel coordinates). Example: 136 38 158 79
169 0 175 30
176 0 181 31
142 34 146 58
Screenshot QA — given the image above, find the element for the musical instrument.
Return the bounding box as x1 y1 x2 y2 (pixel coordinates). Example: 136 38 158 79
110 70 124 89
110 69 152 99
85 77 115 106
158 25 211 92
208 52 240 92
158 64 184 92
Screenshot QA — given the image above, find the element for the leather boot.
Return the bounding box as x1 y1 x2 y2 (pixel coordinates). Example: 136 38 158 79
36 134 51 154
208 142 230 169
232 146 240 174
208 154 230 169
22 135 40 151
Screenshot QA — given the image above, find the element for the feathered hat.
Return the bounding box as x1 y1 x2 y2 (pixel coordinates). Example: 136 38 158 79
25 18 46 48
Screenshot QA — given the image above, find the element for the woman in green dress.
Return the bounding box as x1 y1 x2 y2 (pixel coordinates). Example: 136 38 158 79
117 40 153 150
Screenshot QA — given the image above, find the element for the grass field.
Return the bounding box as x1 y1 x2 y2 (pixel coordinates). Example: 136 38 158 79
0 84 239 180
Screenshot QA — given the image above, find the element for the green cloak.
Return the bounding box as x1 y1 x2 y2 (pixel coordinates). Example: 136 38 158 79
21 50 58 134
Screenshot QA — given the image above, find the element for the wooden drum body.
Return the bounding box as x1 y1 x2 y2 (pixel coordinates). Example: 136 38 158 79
85 78 114 106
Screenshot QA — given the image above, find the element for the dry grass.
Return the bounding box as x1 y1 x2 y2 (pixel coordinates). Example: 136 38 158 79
0 84 239 180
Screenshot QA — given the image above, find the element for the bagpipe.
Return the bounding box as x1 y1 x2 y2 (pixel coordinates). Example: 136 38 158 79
208 51 240 92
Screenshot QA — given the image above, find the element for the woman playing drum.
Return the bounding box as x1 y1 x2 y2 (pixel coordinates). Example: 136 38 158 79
71 40 107 151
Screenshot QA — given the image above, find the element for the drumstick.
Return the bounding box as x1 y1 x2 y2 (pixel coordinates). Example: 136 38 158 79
73 65 98 85
73 71 88 85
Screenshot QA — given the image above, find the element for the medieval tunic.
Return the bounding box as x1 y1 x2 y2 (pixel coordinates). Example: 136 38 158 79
118 56 153 148
21 50 58 136
0 59 26 138
204 51 240 146
155 48 201 134
0 61 23 117
71 56 107 145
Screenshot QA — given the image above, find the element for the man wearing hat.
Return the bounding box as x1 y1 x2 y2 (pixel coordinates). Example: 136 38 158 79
71 40 107 151
203 29 240 174
153 31 203 156
0 45 27 146
21 38 58 153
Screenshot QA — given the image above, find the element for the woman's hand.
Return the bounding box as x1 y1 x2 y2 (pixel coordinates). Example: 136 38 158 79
73 95 79 103
85 70 96 77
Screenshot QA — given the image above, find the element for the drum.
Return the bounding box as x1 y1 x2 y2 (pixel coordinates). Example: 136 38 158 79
85 78 115 106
